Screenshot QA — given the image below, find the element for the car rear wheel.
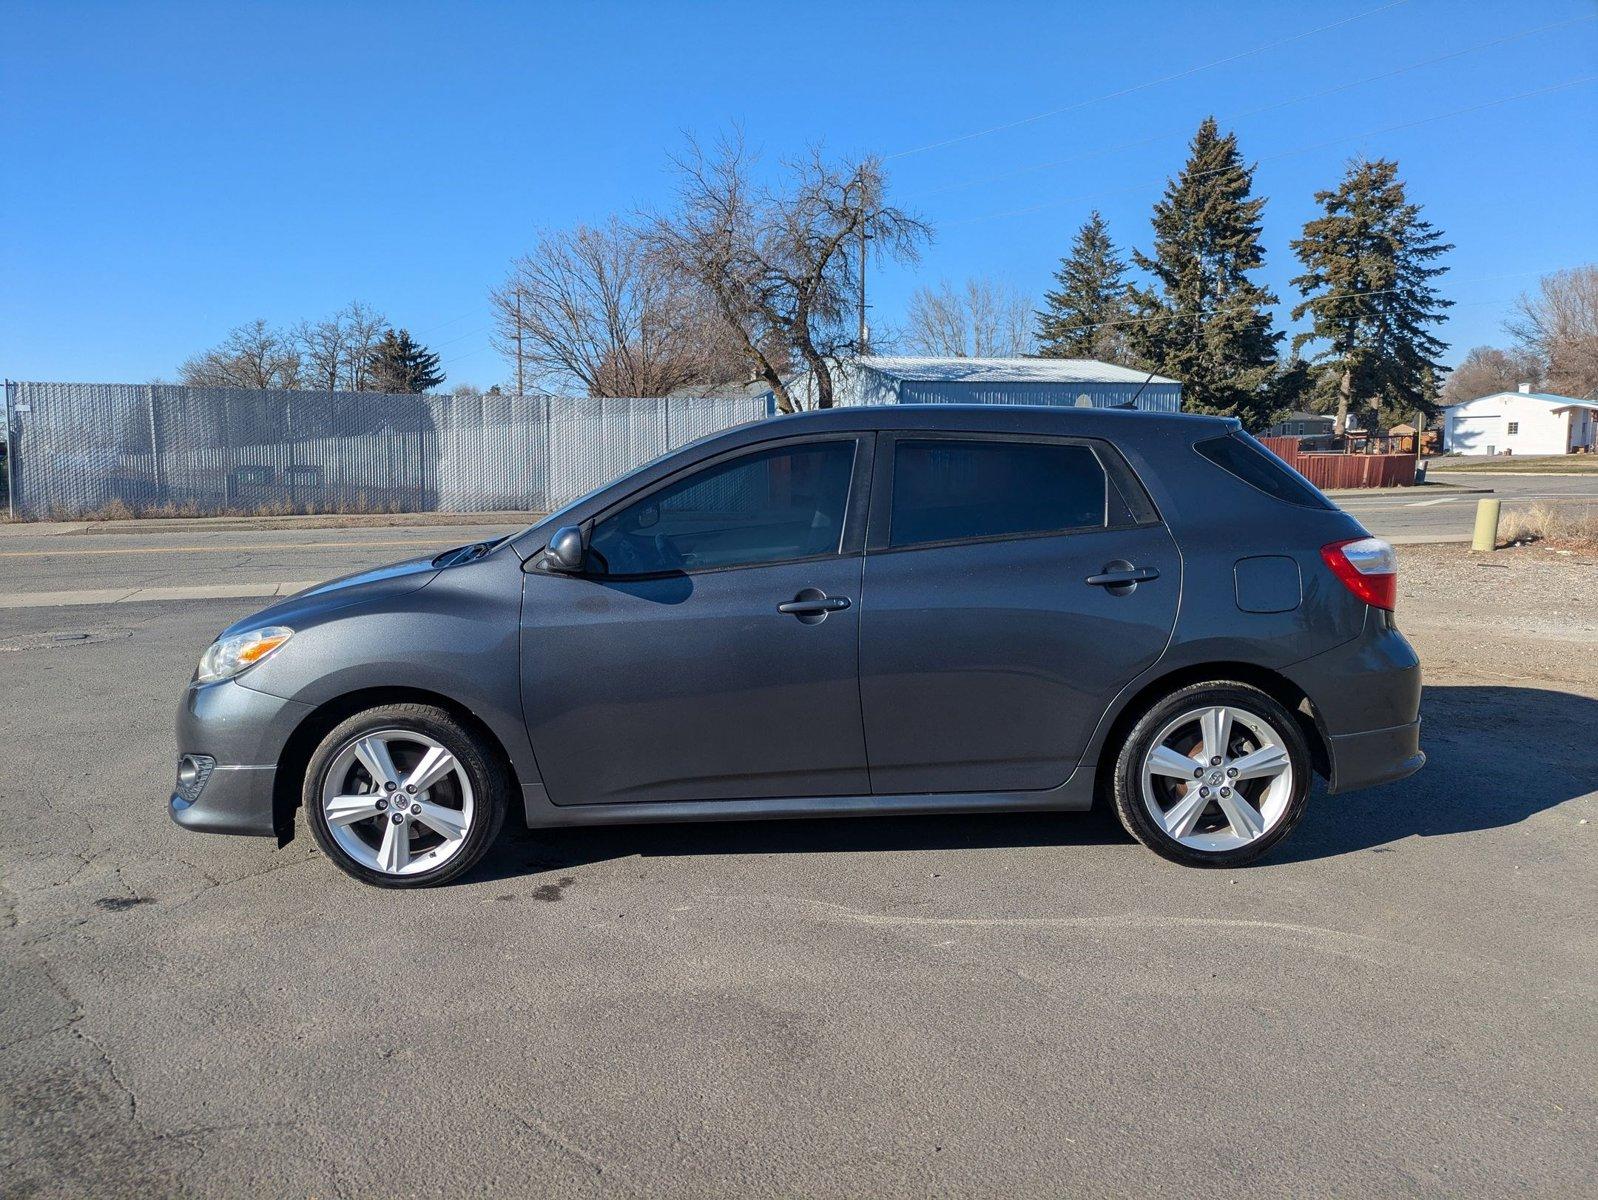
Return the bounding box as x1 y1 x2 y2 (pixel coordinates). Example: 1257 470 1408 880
304 704 507 888
1111 682 1310 868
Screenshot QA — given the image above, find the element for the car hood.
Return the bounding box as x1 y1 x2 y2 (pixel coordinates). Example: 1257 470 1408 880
220 554 441 638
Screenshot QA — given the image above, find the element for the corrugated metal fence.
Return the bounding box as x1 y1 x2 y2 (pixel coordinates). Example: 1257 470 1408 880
1259 436 1418 489
2 382 770 519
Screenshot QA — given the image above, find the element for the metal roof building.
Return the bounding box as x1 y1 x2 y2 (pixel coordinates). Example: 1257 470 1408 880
786 356 1182 412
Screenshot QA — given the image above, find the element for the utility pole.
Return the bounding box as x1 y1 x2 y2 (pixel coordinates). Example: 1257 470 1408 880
856 167 870 355
514 288 525 396
858 223 868 355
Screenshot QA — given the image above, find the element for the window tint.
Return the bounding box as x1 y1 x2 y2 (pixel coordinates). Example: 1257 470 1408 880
588 441 855 575
889 439 1109 549
1194 432 1334 510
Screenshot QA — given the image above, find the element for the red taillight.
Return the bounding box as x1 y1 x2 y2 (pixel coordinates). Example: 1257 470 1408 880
1321 537 1397 611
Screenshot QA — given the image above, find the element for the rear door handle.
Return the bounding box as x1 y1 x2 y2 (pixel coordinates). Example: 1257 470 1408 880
1085 562 1160 594
778 589 851 623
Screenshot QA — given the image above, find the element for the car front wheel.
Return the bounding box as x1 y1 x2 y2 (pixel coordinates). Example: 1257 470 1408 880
304 703 507 888
1111 681 1311 868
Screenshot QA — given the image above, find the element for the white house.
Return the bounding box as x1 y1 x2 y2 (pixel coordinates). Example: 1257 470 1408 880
1443 385 1598 456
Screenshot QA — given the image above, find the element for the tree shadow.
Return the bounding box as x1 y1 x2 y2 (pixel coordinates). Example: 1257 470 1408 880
465 684 1594 882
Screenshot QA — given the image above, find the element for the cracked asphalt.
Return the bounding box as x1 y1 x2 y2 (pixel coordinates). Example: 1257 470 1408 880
2 538 1595 1197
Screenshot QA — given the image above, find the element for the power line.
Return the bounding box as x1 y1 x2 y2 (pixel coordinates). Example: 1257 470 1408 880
414 309 481 339
910 14 1595 203
886 0 1412 160
947 74 1598 227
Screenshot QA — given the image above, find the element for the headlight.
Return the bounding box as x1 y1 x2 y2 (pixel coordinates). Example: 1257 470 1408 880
196 625 294 684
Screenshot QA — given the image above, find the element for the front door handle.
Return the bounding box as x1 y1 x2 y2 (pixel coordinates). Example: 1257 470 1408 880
1085 561 1160 595
778 588 851 624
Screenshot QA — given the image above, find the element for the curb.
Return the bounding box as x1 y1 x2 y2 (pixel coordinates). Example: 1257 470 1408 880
0 580 322 609
1325 484 1494 499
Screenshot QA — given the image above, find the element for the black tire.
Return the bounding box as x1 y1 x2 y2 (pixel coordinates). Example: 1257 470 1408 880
1110 681 1311 869
304 703 508 888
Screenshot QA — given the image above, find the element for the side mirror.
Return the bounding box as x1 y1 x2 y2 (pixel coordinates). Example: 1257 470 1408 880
544 526 587 574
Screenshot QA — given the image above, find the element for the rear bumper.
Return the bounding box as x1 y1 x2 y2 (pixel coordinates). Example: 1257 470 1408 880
1282 610 1425 796
170 679 310 838
1326 720 1425 794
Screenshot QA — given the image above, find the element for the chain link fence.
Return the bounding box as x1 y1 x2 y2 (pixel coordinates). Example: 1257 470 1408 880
2 382 772 519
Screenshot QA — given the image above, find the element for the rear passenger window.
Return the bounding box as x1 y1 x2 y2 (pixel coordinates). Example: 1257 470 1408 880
1195 432 1334 510
889 439 1109 549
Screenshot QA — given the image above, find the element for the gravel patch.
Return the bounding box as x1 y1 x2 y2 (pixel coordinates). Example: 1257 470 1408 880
1396 543 1598 688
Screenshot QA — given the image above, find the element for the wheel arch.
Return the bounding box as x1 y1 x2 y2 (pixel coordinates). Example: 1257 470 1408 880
1091 661 1331 808
271 685 525 844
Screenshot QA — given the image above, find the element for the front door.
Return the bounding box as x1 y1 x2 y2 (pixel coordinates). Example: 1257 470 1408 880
520 435 872 805
859 434 1180 794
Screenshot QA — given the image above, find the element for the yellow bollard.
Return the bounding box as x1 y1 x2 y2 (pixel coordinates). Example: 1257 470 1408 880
1470 498 1502 552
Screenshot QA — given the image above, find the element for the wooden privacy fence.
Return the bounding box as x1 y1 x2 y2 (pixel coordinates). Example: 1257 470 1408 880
1258 436 1417 489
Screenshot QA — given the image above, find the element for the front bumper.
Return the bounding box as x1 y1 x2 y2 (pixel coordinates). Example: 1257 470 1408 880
170 765 278 836
169 678 311 838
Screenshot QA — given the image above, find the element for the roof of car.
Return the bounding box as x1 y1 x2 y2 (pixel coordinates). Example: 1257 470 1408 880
752 402 1233 436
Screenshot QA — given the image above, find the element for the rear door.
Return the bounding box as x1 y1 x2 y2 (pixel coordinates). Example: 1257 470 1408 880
858 433 1180 794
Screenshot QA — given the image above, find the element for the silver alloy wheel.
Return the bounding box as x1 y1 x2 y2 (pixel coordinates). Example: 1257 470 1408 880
1139 704 1294 854
320 728 475 877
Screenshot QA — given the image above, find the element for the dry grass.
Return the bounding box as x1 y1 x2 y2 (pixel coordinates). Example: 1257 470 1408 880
1498 502 1598 551
48 494 413 522
1434 454 1598 474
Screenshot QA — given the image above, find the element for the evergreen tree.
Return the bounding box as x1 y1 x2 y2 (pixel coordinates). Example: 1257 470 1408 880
1125 117 1282 427
1037 211 1130 361
365 328 445 394
1291 158 1452 435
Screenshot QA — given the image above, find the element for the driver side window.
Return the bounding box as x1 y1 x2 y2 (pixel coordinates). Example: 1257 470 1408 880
587 440 856 576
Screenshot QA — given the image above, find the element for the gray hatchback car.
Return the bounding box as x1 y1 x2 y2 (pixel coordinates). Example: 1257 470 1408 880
171 405 1423 887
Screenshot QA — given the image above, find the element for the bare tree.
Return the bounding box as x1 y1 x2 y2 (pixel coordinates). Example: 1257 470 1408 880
490 218 740 397
1507 265 1598 398
294 302 390 391
180 319 302 389
340 302 390 391
295 316 346 392
652 134 931 411
1442 345 1544 405
903 278 1035 358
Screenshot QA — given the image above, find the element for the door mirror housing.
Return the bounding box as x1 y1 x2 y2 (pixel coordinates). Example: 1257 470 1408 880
544 526 587 574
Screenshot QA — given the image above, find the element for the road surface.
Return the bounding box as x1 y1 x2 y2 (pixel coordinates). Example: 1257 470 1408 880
1335 471 1596 541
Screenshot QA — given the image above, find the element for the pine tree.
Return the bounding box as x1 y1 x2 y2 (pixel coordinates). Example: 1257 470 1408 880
365 329 445 394
1037 211 1130 361
1125 118 1282 427
1290 158 1452 435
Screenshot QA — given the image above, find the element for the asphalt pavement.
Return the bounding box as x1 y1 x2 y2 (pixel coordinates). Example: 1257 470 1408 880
1 483 1594 1197
1334 471 1597 542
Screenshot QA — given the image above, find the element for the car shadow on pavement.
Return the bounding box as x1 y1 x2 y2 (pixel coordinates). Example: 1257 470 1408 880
1273 684 1596 863
467 683 1595 882
471 808 1128 883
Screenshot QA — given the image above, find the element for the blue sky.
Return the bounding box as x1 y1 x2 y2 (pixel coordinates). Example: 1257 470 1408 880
3 0 1595 389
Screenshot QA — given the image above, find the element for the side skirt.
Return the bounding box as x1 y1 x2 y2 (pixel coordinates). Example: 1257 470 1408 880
521 770 1097 829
